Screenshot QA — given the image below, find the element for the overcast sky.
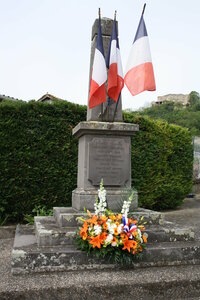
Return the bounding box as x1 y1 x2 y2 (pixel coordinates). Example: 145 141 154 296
0 0 199 110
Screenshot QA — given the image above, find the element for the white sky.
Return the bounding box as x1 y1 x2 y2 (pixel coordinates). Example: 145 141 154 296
0 0 199 110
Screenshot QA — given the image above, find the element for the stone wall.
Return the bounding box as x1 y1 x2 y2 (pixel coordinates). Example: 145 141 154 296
155 94 189 106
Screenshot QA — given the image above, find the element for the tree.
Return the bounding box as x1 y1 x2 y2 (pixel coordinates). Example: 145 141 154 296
187 91 200 108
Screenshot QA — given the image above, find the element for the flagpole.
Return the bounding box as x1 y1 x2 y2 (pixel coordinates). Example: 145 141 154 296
112 94 120 122
107 11 117 122
142 3 146 15
98 8 104 121
111 10 119 123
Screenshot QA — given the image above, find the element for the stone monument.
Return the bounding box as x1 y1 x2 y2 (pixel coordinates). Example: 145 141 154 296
11 16 197 275
72 17 139 211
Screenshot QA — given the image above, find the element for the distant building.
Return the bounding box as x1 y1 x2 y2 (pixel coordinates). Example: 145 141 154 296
37 93 61 103
0 94 20 102
153 94 189 106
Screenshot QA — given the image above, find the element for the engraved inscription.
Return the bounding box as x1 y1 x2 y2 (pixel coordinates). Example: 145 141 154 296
88 137 130 186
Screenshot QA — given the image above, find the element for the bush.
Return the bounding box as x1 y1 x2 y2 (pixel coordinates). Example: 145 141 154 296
0 100 86 222
124 113 193 210
0 101 193 222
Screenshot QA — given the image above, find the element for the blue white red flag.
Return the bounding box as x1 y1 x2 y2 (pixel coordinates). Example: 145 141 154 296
89 16 107 109
106 18 124 102
124 11 156 96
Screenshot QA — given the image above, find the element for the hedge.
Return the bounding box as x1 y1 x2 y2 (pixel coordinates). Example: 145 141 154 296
124 113 193 210
0 100 193 223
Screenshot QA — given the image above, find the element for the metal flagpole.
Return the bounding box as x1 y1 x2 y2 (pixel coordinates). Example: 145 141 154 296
142 3 146 15
112 93 120 122
98 8 104 121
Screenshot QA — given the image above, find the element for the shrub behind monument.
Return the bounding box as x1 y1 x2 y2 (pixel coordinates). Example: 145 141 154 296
0 101 193 222
124 112 193 210
0 100 86 222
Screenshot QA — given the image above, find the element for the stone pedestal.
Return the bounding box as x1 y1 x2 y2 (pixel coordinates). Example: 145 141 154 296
72 121 139 211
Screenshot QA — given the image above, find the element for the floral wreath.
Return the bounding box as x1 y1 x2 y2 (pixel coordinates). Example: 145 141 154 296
76 180 148 264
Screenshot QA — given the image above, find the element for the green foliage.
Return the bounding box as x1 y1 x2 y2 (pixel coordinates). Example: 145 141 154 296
0 100 193 222
24 205 53 224
123 113 193 210
76 233 144 265
187 91 200 108
0 100 86 222
140 91 200 135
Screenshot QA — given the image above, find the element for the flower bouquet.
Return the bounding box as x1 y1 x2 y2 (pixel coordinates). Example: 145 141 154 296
76 180 148 264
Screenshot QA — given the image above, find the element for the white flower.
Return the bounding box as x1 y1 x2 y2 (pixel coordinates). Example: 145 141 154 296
117 224 123 234
105 234 113 244
111 223 117 229
94 225 102 235
94 179 107 216
111 241 117 247
108 227 114 234
121 191 135 217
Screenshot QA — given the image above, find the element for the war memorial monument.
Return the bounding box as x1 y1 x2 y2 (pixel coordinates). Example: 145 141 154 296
11 14 200 275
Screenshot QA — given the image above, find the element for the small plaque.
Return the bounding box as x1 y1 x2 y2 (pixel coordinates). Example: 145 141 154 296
88 137 130 186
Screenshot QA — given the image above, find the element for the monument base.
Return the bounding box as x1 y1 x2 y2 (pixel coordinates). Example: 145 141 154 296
11 208 198 275
72 188 138 211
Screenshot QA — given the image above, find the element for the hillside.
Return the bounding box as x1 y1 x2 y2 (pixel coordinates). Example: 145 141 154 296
135 91 200 136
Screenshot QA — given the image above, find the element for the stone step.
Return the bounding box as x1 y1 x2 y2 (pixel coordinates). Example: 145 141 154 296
12 225 200 274
53 206 165 228
146 224 194 243
35 216 194 247
34 216 76 247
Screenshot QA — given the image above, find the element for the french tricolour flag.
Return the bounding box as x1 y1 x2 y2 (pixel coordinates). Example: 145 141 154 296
124 11 156 96
89 16 107 109
106 18 124 102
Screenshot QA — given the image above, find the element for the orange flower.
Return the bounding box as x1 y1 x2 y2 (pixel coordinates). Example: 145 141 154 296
103 223 108 230
114 228 118 236
87 215 98 226
120 233 128 241
109 215 116 221
81 232 88 240
130 219 138 225
132 240 137 249
100 232 107 242
132 231 138 238
116 214 122 220
101 215 108 222
111 236 118 246
83 221 88 230
80 225 88 240
89 235 103 248
142 234 147 243
122 239 137 252
138 225 145 231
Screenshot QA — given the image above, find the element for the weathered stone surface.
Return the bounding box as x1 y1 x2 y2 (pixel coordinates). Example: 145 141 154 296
91 17 118 40
88 137 130 186
72 121 139 138
72 188 138 211
53 207 81 227
11 225 200 275
0 225 16 239
54 207 164 228
35 216 76 247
